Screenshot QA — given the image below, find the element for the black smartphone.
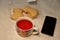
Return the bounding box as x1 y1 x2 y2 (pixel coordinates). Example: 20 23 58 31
41 16 57 36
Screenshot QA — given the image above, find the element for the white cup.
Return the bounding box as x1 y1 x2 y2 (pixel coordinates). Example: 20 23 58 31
16 17 39 37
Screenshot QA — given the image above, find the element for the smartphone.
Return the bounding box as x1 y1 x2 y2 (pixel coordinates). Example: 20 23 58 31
41 16 57 36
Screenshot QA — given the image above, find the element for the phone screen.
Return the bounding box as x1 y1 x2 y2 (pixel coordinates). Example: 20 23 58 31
41 16 57 36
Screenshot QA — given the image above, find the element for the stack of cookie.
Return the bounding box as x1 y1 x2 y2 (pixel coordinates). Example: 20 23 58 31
11 6 39 21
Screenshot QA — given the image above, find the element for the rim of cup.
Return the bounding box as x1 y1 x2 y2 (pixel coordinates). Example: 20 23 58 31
16 17 34 31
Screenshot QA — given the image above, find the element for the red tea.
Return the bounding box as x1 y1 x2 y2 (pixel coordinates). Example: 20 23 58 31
16 19 33 30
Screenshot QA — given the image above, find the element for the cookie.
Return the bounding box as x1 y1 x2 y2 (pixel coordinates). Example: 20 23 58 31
23 6 39 19
11 8 24 20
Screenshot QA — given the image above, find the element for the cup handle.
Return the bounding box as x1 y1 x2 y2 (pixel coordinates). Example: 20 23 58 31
32 26 39 35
